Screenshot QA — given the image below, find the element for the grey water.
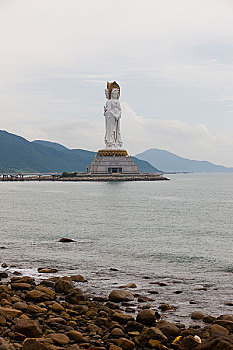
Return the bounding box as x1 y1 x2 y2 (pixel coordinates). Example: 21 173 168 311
0 173 233 323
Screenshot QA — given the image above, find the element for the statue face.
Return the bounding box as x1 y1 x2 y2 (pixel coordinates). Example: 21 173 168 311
111 88 119 100
105 89 109 99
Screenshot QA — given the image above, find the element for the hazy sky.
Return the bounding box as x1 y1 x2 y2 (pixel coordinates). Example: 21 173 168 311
1 0 233 165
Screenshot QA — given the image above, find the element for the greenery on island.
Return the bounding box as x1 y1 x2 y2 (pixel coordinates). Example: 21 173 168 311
0 130 159 174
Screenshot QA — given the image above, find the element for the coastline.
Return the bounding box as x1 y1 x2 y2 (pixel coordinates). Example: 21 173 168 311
0 266 232 349
0 174 169 182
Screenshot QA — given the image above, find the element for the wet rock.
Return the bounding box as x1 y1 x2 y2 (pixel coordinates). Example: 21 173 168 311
58 238 76 243
49 302 64 313
0 273 8 278
111 328 125 337
157 320 181 337
147 290 159 294
136 309 158 326
109 345 122 350
117 337 135 350
112 312 134 324
36 286 56 299
67 330 83 343
12 271 22 276
213 320 233 333
73 304 88 314
37 268 58 273
0 315 6 326
22 338 56 350
48 333 70 345
0 337 15 350
109 290 134 302
208 324 229 335
15 319 42 338
27 304 47 314
198 334 233 349
0 307 22 319
159 303 174 311
149 282 167 286
92 296 107 302
11 276 35 285
25 290 46 302
12 302 27 312
65 289 84 304
203 315 216 324
54 277 74 294
137 295 153 303
191 311 206 320
118 283 137 289
70 275 87 282
138 327 167 347
11 283 32 291
125 321 144 333
178 335 200 349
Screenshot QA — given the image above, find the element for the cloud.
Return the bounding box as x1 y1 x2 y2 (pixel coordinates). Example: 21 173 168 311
13 103 233 167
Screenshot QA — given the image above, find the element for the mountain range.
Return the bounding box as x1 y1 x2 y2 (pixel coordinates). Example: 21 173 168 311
0 130 158 173
136 148 233 173
1 130 233 174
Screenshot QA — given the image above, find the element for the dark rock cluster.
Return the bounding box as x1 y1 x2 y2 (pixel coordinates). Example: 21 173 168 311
0 270 233 349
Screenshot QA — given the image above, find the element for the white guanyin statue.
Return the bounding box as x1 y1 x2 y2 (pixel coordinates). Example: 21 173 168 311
104 81 123 149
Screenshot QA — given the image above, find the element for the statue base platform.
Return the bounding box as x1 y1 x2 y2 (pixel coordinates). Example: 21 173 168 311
97 149 128 157
88 151 139 174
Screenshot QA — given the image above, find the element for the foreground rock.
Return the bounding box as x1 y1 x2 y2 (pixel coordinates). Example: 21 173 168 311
0 273 232 350
58 238 76 243
109 289 134 302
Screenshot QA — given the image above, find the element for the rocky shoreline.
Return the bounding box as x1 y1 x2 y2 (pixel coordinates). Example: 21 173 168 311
0 265 232 350
0 174 169 182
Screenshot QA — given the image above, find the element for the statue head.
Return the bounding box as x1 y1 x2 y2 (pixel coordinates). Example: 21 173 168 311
107 81 120 99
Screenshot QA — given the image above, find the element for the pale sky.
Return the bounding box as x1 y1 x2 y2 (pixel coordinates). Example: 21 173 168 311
1 0 233 165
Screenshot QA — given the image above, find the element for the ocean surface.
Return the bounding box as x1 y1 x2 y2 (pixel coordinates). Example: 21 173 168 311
0 173 233 323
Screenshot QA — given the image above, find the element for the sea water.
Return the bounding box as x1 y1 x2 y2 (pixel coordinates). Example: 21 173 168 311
0 173 233 323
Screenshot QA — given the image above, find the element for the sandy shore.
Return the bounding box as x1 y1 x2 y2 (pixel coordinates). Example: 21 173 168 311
0 264 233 350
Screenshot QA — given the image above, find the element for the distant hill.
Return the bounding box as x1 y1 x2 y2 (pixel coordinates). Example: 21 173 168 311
136 148 233 173
0 130 159 173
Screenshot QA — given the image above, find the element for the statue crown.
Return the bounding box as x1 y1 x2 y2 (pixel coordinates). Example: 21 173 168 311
107 81 120 99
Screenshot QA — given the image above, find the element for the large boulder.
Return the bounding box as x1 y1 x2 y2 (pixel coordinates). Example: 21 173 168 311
198 334 233 349
136 309 157 326
157 320 180 338
70 275 87 282
213 320 233 333
191 311 206 320
15 318 42 338
25 290 47 302
109 289 134 302
65 289 84 304
54 277 74 294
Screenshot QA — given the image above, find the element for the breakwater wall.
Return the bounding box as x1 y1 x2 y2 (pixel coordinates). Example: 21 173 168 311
0 173 169 182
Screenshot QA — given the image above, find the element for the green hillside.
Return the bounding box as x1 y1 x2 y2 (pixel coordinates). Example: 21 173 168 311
0 130 159 173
